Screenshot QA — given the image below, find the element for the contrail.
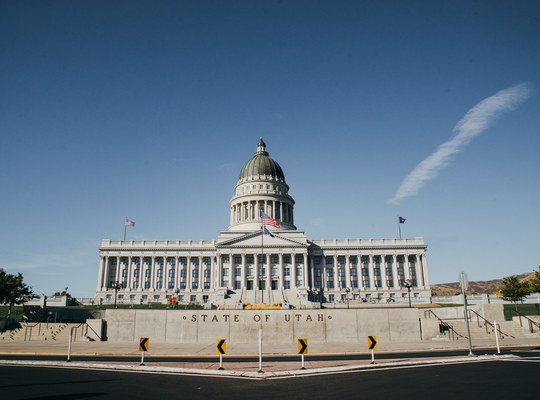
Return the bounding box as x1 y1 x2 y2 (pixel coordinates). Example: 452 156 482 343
388 83 533 205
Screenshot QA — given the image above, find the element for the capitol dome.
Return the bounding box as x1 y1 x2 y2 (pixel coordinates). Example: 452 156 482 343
228 138 296 231
238 138 286 183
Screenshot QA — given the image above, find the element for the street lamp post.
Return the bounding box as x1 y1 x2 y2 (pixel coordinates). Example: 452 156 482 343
403 279 413 308
345 288 350 309
112 281 121 309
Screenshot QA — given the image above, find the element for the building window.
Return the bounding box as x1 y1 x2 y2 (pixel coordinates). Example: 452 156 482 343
284 268 290 276
247 267 253 276
192 282 198 289
192 269 199 278
235 268 242 277
179 257 187 265
314 268 321 277
222 268 229 276
234 281 241 289
271 255 278 264
271 268 278 276
180 269 187 278
180 282 186 289
283 255 291 264
234 256 242 264
314 256 321 265
350 256 357 265
190 295 197 302
295 255 303 265
192 258 199 265
204 282 210 289
284 280 290 289
222 256 230 264
247 256 254 264
296 267 302 276
204 269 211 278
325 256 333 265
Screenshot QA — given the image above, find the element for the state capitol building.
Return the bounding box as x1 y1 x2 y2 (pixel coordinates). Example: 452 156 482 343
96 139 431 307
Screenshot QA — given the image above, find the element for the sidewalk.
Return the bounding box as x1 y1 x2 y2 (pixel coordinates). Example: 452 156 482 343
0 337 538 356
0 338 537 379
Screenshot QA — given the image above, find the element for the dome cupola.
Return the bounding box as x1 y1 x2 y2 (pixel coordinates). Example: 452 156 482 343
228 138 296 231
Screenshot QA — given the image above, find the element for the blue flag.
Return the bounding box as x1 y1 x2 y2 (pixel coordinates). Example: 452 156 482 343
399 216 406 224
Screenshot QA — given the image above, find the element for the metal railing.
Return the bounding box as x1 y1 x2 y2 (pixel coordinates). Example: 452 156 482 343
467 309 515 339
509 309 540 333
423 310 468 340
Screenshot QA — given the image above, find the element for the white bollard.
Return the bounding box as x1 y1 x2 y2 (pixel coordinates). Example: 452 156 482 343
494 320 501 354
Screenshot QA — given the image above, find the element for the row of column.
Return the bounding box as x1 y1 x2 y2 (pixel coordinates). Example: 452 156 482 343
215 252 309 290
98 252 427 293
231 200 293 225
308 253 427 291
98 256 216 292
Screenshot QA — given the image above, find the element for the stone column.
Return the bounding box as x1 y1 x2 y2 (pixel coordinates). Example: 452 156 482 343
278 253 284 289
368 255 375 290
345 255 351 289
333 255 339 290
291 253 297 289
115 256 121 286
303 254 308 287
380 255 387 290
254 253 259 290
241 254 247 289
404 254 411 281
97 256 105 291
197 257 203 291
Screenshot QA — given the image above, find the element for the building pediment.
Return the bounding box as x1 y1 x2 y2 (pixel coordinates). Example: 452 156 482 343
216 230 308 249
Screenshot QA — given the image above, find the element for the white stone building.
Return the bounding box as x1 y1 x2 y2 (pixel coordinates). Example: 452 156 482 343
96 139 430 307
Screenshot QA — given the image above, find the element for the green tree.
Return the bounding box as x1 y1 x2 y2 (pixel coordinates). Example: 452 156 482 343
500 275 531 305
0 268 34 319
529 267 540 294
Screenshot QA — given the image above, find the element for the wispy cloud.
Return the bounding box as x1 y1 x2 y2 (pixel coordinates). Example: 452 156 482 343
388 83 533 204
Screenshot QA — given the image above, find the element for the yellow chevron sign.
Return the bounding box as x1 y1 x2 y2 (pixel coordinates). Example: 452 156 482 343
139 337 150 352
368 335 377 350
297 338 308 354
216 338 226 355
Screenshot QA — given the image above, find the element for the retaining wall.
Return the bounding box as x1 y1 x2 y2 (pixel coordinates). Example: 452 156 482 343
104 308 421 343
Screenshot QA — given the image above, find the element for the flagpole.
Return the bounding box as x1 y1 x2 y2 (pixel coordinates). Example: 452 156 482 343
398 217 402 240
261 217 264 298
123 217 127 241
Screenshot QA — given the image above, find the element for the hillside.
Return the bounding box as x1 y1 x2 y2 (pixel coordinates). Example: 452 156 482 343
431 272 534 296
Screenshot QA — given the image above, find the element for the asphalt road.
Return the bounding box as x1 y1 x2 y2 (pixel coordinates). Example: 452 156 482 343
1 353 538 400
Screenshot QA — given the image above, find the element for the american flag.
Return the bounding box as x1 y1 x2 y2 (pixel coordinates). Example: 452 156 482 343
261 212 280 228
125 218 135 227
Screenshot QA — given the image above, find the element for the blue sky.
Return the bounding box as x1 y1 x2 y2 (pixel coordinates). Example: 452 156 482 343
1 0 539 297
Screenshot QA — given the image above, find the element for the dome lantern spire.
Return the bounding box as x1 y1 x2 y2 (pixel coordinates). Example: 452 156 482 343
256 137 268 155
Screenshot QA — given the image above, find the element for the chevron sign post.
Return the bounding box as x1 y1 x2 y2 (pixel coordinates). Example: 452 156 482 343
297 338 308 369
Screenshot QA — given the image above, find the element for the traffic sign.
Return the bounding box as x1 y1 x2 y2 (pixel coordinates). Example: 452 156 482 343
216 338 227 355
139 337 150 352
367 335 377 350
297 338 308 354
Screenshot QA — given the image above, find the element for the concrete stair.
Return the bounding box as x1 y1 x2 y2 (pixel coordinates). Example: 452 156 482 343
0 322 88 342
442 319 538 340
